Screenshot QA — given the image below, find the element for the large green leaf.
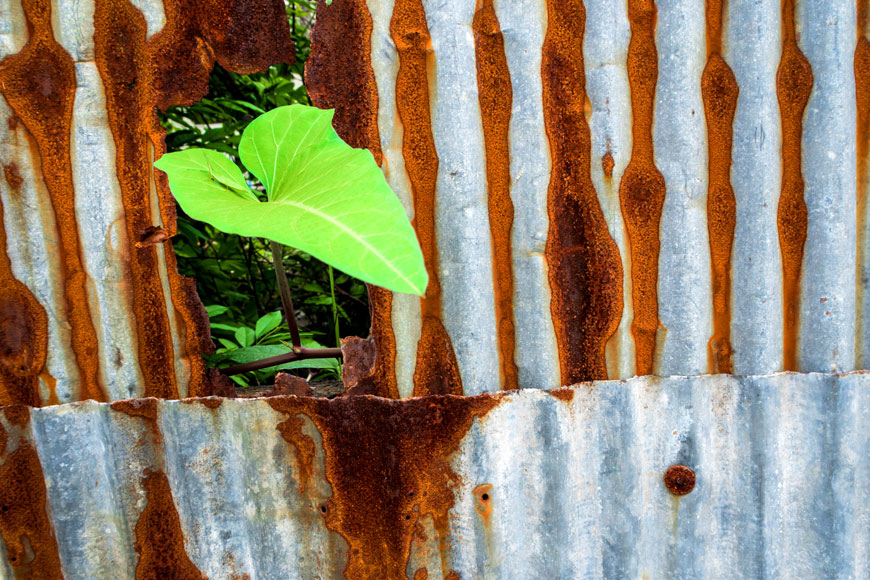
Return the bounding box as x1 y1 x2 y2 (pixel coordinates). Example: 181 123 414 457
154 104 427 295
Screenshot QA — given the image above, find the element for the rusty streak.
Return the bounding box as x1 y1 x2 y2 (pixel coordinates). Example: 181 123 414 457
544 0 624 383
776 0 812 371
268 393 500 579
702 0 738 373
620 0 667 376
391 0 463 396
0 0 106 402
857 0 870 366
473 0 519 391
306 0 401 398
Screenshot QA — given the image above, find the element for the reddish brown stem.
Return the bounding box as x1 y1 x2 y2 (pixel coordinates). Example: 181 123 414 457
220 347 344 376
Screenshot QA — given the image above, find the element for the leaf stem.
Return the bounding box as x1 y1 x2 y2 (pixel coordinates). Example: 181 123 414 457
270 240 303 351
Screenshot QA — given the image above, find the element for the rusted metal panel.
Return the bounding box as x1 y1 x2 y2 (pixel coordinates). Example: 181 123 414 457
0 0 294 405
0 371 867 578
308 0 870 395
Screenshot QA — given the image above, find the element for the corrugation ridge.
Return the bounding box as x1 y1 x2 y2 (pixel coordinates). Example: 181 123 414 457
391 0 463 397
583 0 636 380
0 0 106 402
492 0 560 390
620 0 667 376
95 0 179 399
653 0 710 376
422 0 500 395
795 0 857 373
857 1 870 369
472 0 519 391
703 0 738 374
726 0 783 374
542 0 624 385
775 0 811 372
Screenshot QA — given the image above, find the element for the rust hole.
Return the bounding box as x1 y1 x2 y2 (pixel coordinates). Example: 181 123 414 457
319 504 327 514
480 493 489 501
664 464 696 495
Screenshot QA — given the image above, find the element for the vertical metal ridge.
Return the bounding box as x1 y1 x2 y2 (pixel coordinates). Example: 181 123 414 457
702 0 738 374
422 0 500 395
391 0 463 396
542 0 624 384
493 0 560 391
0 0 106 403
472 0 519 391
583 0 636 381
858 0 870 369
796 0 857 373
727 0 783 375
653 0 710 376
620 0 667 376
776 0 811 372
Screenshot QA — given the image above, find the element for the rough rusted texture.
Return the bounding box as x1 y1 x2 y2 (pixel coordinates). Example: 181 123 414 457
169 272 215 397
134 470 206 579
273 372 314 397
0 0 106 403
473 483 494 525
0 412 63 578
268 393 500 579
0 173 48 406
663 464 696 495
703 0 738 373
620 0 667 376
473 0 519 391
550 387 575 403
776 0 812 371
95 0 179 399
340 336 378 397
391 0 463 396
274 412 316 492
857 1 870 365
367 286 399 398
543 0 624 383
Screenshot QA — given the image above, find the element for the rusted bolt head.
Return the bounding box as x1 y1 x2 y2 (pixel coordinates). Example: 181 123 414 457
664 465 695 495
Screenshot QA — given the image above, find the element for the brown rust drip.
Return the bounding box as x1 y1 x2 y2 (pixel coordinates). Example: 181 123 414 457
95 0 179 399
268 393 500 579
0 0 106 402
543 0 624 383
776 0 812 371
391 0 463 396
620 0 667 376
857 0 870 365
306 0 401 397
702 0 738 373
472 0 519 391
0 163 48 406
274 413 316 493
0 412 63 578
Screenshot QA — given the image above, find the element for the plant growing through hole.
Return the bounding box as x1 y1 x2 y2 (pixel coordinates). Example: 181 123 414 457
155 104 427 381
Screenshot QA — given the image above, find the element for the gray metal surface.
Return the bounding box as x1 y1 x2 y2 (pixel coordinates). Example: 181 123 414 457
2 371 868 579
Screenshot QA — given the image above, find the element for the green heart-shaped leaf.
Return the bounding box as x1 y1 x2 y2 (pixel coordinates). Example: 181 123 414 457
154 105 427 295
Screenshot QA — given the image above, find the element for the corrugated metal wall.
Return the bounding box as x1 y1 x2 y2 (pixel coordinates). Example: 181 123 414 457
0 0 294 405
307 0 870 397
1 371 867 578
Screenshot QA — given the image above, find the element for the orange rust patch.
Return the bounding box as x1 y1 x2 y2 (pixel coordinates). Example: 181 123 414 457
857 2 870 365
543 0 624 383
413 568 429 580
0 418 63 578
473 483 494 526
197 397 223 409
473 0 519 391
444 571 461 580
620 0 667 376
275 413 316 493
550 387 575 403
268 393 500 579
133 470 205 579
702 0 738 373
3 164 22 188
391 0 464 396
776 0 812 371
0 0 105 403
3 405 30 429
602 151 615 178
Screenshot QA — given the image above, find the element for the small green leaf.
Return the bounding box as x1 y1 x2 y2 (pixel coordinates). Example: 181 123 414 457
210 323 240 334
235 326 255 348
255 311 283 340
217 338 237 350
205 304 229 318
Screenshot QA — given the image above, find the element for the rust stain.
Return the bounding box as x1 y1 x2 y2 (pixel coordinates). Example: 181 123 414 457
602 151 615 179
95 0 179 399
268 392 500 579
550 387 575 402
274 413 316 493
473 483 494 526
663 464 696 495
0 0 105 403
391 0 463 396
620 0 667 376
857 0 870 366
197 397 223 409
444 572 461 580
0 412 63 578
702 0 739 373
413 568 429 580
306 0 401 398
543 0 624 383
473 0 519 391
776 0 812 371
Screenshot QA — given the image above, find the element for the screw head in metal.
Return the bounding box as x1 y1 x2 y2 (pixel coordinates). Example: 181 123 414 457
664 465 696 495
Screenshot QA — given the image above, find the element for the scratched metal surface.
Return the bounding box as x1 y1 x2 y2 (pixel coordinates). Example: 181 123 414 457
0 371 867 579
308 0 870 396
